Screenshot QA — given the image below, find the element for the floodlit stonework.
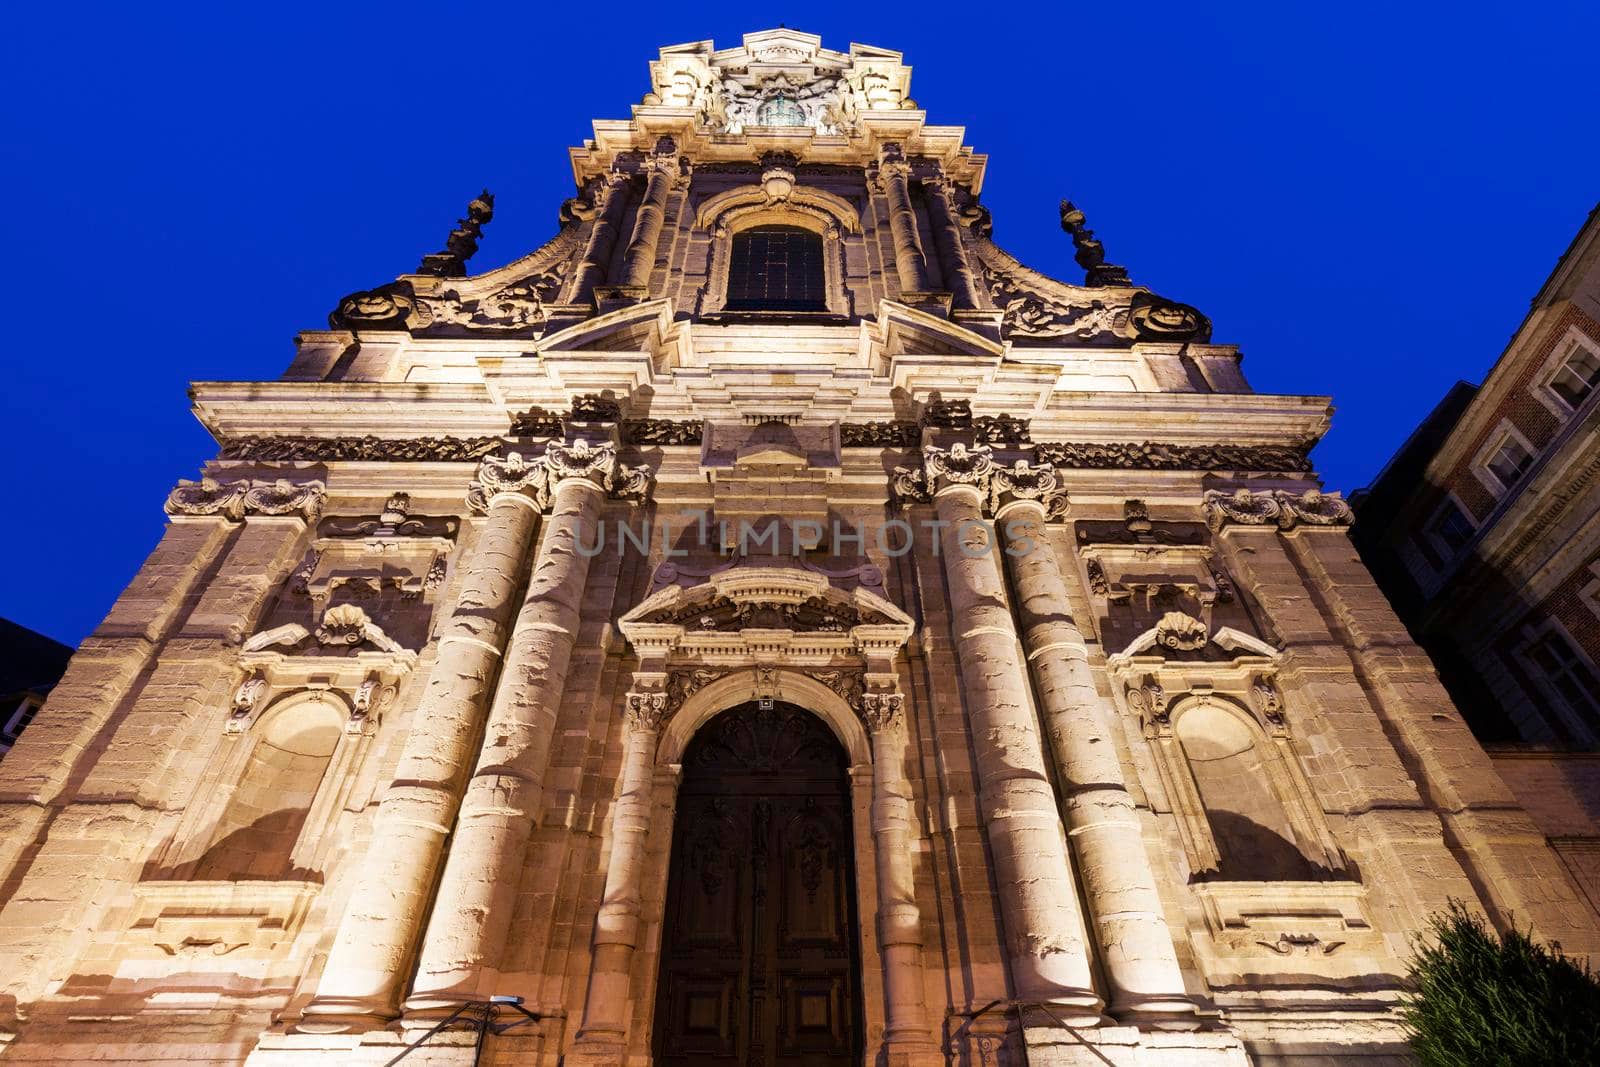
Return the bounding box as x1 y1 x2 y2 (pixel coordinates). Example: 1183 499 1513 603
0 28 1594 1067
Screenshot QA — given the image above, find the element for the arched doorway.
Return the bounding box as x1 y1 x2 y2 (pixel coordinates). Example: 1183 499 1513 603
652 701 864 1066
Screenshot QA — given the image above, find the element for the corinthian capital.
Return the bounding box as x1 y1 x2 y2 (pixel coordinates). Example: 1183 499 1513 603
891 443 996 508
624 690 671 731
877 141 911 177
468 451 550 514
858 691 905 733
989 459 1070 522
469 442 652 514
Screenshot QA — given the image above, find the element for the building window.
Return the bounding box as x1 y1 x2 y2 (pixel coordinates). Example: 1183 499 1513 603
1426 497 1476 557
1484 434 1535 491
1 696 41 745
724 226 827 312
1549 337 1600 409
755 92 805 127
1523 628 1600 737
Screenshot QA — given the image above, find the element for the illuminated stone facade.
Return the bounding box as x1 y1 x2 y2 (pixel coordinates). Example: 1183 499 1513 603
0 29 1593 1067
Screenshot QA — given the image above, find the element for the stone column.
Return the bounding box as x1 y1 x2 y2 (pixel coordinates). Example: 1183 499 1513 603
407 439 644 1012
992 467 1197 1024
564 172 631 307
617 143 680 290
299 456 545 1030
860 690 941 1059
906 444 1102 1022
569 689 668 1062
923 177 980 309
877 144 931 294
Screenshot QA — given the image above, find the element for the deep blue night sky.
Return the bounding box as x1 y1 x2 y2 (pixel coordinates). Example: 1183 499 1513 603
3 3 1597 645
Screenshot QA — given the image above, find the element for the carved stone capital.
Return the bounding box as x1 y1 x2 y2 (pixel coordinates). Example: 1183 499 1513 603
1202 487 1352 532
990 459 1070 522
243 479 326 522
1201 488 1284 532
858 691 905 734
891 442 996 508
166 477 247 521
467 451 550 514
642 150 683 180
544 437 616 487
1275 488 1353 528
624 690 671 731
166 477 324 523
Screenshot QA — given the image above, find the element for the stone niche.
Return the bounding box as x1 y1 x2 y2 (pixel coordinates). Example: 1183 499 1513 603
1105 610 1395 990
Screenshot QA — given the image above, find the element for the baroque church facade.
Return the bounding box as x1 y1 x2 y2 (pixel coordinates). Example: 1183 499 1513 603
0 29 1594 1066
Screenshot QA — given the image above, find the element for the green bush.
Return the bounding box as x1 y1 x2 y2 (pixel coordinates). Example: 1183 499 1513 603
1402 899 1600 1066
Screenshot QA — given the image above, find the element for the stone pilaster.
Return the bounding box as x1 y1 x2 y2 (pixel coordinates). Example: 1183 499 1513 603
923 176 981 310
909 444 1102 1022
406 438 648 1013
564 171 631 307
298 459 544 1030
877 143 932 295
569 686 668 1063
617 142 680 291
994 469 1197 1025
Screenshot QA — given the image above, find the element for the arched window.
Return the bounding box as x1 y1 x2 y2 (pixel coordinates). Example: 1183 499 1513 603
725 225 827 312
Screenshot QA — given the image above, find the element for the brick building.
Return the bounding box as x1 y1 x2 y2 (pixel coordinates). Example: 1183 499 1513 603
1354 200 1600 939
0 29 1594 1067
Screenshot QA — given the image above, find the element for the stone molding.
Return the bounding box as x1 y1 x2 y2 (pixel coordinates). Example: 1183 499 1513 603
466 441 651 514
165 477 326 522
1202 488 1353 532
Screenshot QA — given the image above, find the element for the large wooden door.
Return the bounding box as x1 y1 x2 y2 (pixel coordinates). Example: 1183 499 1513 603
653 702 863 1066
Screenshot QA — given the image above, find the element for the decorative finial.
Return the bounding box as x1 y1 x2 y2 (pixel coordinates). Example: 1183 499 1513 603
1059 199 1132 288
417 189 495 277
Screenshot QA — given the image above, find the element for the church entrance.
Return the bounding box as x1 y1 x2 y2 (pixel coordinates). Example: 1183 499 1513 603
652 702 864 1066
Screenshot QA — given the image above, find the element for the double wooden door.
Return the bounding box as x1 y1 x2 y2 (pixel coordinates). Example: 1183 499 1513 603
652 702 863 1066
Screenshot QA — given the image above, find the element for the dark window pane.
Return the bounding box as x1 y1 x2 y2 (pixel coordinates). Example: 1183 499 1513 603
725 226 827 312
1430 501 1474 554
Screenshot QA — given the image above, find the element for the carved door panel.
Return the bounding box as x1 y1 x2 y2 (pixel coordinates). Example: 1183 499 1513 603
653 703 862 1067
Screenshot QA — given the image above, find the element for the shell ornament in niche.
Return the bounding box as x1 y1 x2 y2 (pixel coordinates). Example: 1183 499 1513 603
315 604 372 646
